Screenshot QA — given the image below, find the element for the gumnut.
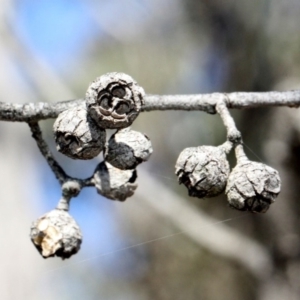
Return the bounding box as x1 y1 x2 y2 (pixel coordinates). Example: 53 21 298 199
30 209 82 259
93 161 138 201
85 72 145 129
226 151 281 213
104 128 153 170
175 146 230 198
53 105 106 159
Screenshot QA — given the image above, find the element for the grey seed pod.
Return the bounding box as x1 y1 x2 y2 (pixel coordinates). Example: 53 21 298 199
85 72 145 129
226 160 281 213
93 161 138 201
30 209 82 259
104 128 153 170
53 105 106 160
175 146 230 198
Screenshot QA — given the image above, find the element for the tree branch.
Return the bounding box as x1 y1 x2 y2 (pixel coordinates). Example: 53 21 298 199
28 121 68 184
28 121 96 192
0 90 299 122
216 99 242 155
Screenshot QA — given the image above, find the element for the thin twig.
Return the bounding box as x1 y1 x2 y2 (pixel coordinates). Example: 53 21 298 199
235 144 249 164
79 176 95 187
28 121 95 192
144 90 300 112
28 121 68 184
0 90 300 122
216 99 241 144
0 99 83 122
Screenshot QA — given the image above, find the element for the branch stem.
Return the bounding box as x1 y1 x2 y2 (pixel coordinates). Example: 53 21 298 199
235 144 249 164
28 121 68 184
28 121 96 202
216 99 241 145
1 90 299 122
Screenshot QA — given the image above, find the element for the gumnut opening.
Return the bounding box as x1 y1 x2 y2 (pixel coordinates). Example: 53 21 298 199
53 105 106 160
175 146 230 198
104 128 153 170
93 161 138 201
226 159 281 213
85 72 145 129
30 209 82 259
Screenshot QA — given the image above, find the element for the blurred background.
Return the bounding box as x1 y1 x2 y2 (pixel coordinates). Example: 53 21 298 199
0 0 300 299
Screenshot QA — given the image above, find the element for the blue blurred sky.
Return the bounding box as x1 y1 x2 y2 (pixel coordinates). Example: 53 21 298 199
14 0 156 69
16 0 98 68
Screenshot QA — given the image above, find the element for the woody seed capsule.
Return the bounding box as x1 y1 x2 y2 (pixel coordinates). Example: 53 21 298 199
85 72 145 129
53 105 106 160
226 160 281 213
175 146 230 198
105 128 153 170
30 209 82 259
93 161 138 201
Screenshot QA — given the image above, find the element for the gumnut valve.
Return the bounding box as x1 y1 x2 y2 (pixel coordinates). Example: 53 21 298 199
86 72 145 129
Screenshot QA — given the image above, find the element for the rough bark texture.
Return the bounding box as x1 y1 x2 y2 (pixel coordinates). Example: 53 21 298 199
216 100 241 145
104 127 153 170
1 90 300 122
29 121 67 184
29 120 100 191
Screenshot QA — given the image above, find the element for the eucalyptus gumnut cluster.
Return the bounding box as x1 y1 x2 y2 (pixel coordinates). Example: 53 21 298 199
175 143 281 213
30 73 153 259
53 72 152 202
28 71 284 260
174 97 281 213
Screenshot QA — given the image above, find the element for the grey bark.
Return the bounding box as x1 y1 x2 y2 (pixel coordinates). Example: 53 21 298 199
29 121 67 184
0 90 300 122
29 121 95 190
